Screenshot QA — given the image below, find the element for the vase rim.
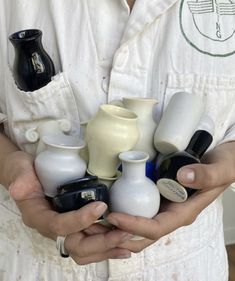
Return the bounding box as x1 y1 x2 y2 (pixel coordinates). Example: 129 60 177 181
9 29 42 42
42 134 85 150
119 151 149 163
100 104 138 121
123 97 159 104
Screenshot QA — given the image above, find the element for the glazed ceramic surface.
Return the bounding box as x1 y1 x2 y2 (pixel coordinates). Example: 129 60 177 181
25 119 72 155
53 182 109 214
9 29 55 91
34 134 87 197
156 130 213 202
86 104 139 178
110 151 160 218
120 97 158 161
154 92 205 155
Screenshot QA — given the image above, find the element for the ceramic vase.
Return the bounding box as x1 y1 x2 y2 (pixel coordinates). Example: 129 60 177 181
154 92 205 155
86 104 139 178
79 121 89 163
157 129 213 202
9 29 55 91
34 134 87 197
110 151 160 218
25 119 72 155
121 97 158 161
87 169 121 189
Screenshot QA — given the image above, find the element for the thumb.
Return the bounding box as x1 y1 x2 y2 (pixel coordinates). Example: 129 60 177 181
9 170 44 201
176 162 235 189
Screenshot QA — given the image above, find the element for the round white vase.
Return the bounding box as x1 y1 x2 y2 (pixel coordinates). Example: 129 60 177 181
86 104 139 178
34 134 87 197
154 92 205 155
110 151 160 218
121 97 158 161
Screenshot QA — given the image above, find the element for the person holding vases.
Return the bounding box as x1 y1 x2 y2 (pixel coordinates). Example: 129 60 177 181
0 1 235 280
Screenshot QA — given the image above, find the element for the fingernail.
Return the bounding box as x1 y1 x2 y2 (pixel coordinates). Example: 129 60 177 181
94 202 107 217
177 168 195 183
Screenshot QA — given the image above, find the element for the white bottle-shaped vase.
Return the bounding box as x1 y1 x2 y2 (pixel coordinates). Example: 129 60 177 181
122 98 158 161
34 134 87 197
86 104 139 178
110 151 160 218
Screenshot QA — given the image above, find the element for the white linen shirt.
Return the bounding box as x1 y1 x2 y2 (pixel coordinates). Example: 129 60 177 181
0 0 235 280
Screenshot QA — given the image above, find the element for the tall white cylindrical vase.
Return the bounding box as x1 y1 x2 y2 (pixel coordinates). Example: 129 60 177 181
154 92 205 155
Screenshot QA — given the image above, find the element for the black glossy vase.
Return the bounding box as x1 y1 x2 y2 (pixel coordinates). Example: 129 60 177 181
156 130 213 202
9 29 55 91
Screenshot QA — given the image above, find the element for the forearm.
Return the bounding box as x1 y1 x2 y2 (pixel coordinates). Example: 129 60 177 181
0 131 32 188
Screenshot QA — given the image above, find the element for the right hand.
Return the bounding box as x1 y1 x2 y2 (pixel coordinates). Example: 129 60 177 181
5 151 132 264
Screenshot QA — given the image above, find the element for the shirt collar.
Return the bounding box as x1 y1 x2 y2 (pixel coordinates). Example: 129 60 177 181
121 0 180 43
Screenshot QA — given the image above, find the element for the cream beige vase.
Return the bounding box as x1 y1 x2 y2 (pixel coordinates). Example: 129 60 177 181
86 104 139 178
121 97 158 161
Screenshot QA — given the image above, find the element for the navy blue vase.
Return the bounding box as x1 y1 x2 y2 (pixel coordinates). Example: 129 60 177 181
9 29 55 91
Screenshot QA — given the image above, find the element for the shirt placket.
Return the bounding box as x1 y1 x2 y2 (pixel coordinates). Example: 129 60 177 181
107 0 180 103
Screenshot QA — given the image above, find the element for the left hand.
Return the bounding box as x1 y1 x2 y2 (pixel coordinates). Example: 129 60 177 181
106 141 235 253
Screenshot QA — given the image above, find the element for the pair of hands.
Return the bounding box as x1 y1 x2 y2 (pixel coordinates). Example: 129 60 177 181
5 142 235 265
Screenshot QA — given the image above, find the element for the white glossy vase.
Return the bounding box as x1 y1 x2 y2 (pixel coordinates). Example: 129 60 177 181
110 151 160 218
86 104 139 178
35 134 87 197
25 119 72 155
121 97 158 161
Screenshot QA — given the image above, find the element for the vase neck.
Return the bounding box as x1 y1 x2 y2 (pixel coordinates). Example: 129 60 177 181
122 161 146 181
10 31 43 52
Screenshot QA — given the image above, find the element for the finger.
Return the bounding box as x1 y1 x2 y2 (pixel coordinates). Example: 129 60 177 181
71 248 131 265
118 238 154 253
50 202 108 236
107 212 183 241
106 185 226 241
83 223 111 235
176 162 235 189
65 229 133 257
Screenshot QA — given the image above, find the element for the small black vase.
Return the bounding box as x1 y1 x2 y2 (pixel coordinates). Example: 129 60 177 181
9 29 55 91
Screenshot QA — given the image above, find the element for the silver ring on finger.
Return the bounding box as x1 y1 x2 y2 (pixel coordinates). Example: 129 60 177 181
56 236 69 258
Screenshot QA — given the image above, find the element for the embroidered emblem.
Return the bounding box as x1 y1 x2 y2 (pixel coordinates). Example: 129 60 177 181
180 0 235 56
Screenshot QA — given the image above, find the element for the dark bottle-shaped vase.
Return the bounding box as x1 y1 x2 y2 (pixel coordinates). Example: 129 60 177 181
9 29 55 91
156 130 213 202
